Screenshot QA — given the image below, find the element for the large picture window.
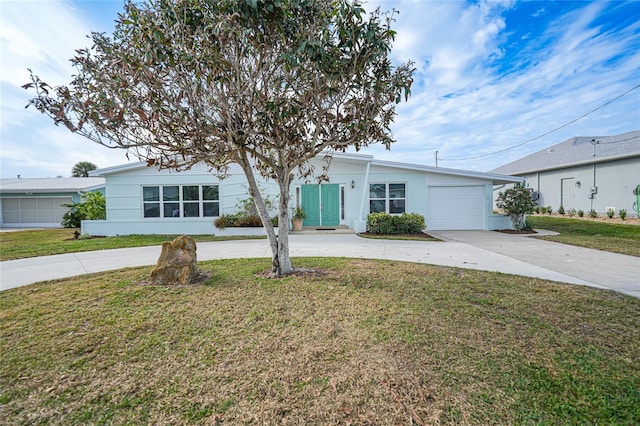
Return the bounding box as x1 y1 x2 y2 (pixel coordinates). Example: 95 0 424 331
143 185 219 218
369 183 406 214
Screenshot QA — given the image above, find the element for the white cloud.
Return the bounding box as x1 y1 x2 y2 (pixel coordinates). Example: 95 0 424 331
0 0 637 177
361 0 639 171
0 0 128 178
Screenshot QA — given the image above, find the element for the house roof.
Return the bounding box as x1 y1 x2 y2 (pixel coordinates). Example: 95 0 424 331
0 177 105 194
490 130 640 176
91 152 522 185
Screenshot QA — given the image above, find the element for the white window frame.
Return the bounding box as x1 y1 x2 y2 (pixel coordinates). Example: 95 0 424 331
368 182 406 215
142 185 220 219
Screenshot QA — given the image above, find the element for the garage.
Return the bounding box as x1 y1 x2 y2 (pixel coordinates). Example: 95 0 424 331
0 177 104 228
427 186 486 230
1 196 73 227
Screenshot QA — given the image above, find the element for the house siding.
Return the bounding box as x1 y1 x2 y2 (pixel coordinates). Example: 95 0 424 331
519 156 640 214
82 156 520 236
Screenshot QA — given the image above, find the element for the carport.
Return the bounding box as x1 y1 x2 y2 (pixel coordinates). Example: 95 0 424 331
0 177 104 228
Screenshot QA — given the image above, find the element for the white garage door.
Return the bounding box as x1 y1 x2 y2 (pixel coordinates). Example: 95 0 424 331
1 197 72 227
427 186 486 230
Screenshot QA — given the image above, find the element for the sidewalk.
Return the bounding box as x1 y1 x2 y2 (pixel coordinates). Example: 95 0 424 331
1 233 638 297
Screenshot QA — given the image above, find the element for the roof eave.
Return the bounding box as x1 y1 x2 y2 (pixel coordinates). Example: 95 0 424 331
496 152 640 176
371 158 524 184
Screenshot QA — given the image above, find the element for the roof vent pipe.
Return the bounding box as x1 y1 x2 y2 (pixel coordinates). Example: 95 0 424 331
591 139 599 157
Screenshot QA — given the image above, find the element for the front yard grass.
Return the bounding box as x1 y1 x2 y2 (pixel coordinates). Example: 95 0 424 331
529 215 640 256
2 258 638 424
0 229 265 261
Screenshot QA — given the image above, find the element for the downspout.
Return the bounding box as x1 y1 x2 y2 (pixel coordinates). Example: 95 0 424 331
353 160 371 233
591 163 596 211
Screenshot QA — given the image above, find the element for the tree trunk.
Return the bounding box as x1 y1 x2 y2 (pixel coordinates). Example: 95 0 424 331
275 176 293 275
235 154 293 276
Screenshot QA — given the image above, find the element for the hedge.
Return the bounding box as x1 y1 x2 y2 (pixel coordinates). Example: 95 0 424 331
366 212 425 234
214 214 277 229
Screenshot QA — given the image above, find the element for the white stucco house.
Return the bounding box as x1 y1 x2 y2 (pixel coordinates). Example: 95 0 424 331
81 152 523 236
0 177 105 228
491 130 640 216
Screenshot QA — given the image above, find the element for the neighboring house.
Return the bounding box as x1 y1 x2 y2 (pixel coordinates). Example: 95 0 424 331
0 177 105 228
491 130 640 215
82 152 522 236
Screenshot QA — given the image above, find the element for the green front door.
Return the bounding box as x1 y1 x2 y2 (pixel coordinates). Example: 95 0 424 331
321 184 340 226
301 184 320 226
301 184 339 227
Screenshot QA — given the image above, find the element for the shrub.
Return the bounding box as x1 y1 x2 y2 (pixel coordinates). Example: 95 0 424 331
214 214 277 229
62 203 85 228
496 185 537 230
533 206 540 214
366 212 425 234
619 209 627 220
606 208 615 219
215 190 279 229
61 191 106 228
540 206 547 214
577 209 584 217
557 206 565 215
547 206 552 215
589 209 598 218
522 218 535 231
567 208 576 217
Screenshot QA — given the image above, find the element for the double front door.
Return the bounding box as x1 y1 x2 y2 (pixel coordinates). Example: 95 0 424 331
301 184 340 227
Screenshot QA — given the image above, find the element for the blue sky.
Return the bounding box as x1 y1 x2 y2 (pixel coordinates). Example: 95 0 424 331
1 0 638 178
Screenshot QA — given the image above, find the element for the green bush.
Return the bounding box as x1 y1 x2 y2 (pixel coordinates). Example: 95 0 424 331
577 209 584 217
540 206 547 214
522 218 535 231
606 208 615 219
567 208 576 217
589 209 598 218
547 206 553 215
61 203 86 228
619 209 627 220
557 206 565 215
366 212 425 234
61 192 106 228
214 214 277 229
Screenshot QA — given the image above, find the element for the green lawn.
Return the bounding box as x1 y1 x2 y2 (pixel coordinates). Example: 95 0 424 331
1 258 638 424
0 229 265 261
529 216 640 257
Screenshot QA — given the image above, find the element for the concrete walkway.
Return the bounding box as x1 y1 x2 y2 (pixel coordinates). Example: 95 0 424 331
1 232 638 297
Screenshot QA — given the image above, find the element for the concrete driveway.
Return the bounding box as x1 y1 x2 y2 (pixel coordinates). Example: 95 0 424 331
1 232 638 297
430 230 640 298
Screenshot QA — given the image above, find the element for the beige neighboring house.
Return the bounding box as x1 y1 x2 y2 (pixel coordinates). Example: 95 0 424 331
0 177 105 228
491 130 640 216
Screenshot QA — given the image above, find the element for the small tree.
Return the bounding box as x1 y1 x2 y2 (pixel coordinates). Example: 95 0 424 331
25 0 414 276
61 192 106 228
71 161 97 177
496 186 536 231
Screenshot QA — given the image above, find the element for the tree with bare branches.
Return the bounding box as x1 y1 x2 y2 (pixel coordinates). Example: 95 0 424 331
25 0 414 276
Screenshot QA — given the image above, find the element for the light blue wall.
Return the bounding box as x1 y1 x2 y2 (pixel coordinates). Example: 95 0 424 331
83 159 508 236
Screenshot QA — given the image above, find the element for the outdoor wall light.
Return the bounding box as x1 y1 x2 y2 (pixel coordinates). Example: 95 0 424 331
351 180 355 189
575 181 581 187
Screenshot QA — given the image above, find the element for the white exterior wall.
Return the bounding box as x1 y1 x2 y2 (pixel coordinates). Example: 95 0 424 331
520 157 640 215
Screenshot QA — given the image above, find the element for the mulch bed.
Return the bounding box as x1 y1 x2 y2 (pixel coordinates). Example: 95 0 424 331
494 229 537 234
359 232 437 239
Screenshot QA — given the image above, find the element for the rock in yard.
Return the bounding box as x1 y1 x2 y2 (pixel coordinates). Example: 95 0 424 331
149 235 199 285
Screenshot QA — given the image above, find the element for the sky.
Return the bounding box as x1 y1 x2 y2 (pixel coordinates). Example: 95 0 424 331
1 0 638 178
